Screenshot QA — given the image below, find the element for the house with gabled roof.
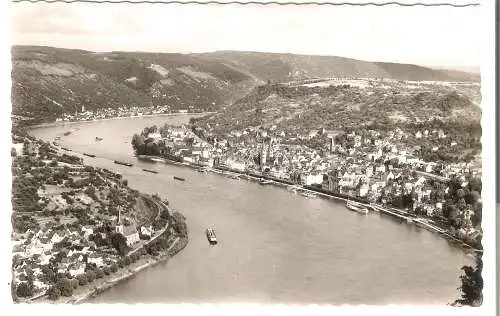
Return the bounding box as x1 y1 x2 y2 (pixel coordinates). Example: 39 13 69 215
68 263 85 277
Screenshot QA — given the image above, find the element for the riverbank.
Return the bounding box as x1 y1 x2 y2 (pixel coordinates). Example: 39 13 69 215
12 131 190 304
136 155 481 253
26 121 474 304
50 235 186 304
28 111 214 130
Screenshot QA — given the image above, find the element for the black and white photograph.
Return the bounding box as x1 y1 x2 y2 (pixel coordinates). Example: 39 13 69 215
4 0 497 312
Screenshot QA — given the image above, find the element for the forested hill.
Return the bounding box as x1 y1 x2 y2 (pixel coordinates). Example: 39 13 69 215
11 46 259 122
193 80 481 135
196 51 480 83
11 46 479 123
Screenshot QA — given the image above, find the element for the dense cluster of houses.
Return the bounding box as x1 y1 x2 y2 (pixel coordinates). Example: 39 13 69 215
145 126 214 167
176 125 481 239
11 138 159 298
55 105 191 122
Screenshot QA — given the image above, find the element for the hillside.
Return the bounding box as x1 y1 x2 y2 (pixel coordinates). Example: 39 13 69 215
196 51 480 83
11 46 480 124
193 80 481 135
11 46 257 123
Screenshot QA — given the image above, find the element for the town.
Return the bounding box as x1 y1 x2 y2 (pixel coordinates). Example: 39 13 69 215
11 133 188 302
131 121 483 251
53 105 204 123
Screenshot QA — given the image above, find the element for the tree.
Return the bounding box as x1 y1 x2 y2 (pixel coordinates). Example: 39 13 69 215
103 266 111 276
77 274 88 286
86 271 96 283
131 134 146 154
455 256 483 306
468 177 482 192
465 190 481 204
471 202 482 226
171 212 188 237
456 189 465 199
57 278 73 297
95 268 104 279
123 256 131 266
15 282 33 298
109 232 130 256
48 286 61 301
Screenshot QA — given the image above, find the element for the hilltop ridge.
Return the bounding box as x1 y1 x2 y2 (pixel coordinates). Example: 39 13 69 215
11 46 480 123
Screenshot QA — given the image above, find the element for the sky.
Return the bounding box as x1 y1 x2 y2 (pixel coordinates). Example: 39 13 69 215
10 1 482 70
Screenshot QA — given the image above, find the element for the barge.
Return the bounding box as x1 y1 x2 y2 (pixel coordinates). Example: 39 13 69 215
114 160 133 167
173 176 185 181
61 147 72 151
83 153 96 158
143 169 159 174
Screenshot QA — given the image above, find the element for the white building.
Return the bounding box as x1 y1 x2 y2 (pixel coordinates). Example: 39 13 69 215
81 226 93 238
116 209 141 246
141 225 154 237
69 263 85 277
51 233 64 244
87 254 104 267
228 160 246 172
303 174 323 186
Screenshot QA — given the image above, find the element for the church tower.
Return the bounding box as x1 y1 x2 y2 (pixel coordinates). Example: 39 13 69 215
115 208 124 234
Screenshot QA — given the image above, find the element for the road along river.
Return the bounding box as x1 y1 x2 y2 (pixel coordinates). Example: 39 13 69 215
29 115 472 305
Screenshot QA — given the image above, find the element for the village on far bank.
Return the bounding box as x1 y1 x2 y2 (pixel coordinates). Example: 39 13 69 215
132 120 483 251
11 133 187 302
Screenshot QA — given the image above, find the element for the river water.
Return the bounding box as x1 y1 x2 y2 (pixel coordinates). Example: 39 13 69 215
29 115 471 305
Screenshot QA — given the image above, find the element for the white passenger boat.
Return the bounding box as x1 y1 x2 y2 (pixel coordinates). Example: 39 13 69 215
346 200 369 215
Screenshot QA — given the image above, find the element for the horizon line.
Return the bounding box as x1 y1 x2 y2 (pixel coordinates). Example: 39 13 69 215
10 44 480 74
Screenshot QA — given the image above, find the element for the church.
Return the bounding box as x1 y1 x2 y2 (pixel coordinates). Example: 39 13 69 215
115 209 140 246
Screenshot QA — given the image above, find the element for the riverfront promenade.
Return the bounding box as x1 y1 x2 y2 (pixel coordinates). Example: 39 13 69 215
49 137 482 255
135 155 482 253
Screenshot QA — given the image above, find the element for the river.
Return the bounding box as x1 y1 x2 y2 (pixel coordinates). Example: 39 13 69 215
29 115 472 305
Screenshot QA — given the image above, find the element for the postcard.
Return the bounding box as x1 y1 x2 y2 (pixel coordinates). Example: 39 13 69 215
4 0 496 315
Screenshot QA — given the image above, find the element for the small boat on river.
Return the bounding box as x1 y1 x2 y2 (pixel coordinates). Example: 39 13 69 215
95 137 103 141
83 153 96 158
52 142 60 146
206 228 218 245
300 191 317 198
143 169 159 174
63 131 71 136
173 176 185 181
259 179 272 185
114 160 133 167
54 136 61 140
346 200 369 215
